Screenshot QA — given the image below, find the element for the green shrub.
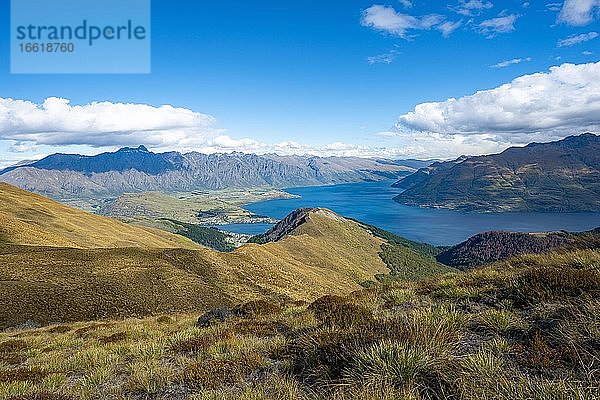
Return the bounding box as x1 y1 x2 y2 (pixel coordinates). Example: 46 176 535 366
163 219 235 252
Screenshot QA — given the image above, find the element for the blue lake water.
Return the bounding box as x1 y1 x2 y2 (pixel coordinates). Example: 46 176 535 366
219 180 600 246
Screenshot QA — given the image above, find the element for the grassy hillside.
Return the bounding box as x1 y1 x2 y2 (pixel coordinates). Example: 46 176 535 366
0 191 401 329
0 183 198 249
0 249 597 399
354 221 455 282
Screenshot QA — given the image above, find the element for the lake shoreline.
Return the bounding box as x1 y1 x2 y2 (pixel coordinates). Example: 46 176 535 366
217 180 600 246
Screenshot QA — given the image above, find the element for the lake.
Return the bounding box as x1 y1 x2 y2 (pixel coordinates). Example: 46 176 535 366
218 180 600 246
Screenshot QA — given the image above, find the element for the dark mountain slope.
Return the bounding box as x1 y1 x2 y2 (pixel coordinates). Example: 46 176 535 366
393 133 600 212
437 227 600 269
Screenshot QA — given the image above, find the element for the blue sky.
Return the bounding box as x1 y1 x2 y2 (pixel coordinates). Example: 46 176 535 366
0 0 599 166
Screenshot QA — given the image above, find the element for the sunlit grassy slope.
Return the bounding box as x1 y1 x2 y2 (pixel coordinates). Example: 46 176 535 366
0 184 402 329
1 249 597 399
0 183 198 249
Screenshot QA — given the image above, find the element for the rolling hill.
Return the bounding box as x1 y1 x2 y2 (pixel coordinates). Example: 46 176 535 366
0 146 415 199
393 133 600 212
0 183 198 249
0 183 447 329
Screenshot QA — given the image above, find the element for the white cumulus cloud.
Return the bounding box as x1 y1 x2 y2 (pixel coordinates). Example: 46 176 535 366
0 97 236 149
558 0 600 26
396 61 600 142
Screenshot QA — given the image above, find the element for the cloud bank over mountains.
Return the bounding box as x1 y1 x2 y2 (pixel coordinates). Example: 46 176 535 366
1 62 599 162
0 97 416 159
395 61 600 143
0 97 219 148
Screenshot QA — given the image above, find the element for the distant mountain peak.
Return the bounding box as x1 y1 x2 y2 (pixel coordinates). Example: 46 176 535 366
117 145 150 153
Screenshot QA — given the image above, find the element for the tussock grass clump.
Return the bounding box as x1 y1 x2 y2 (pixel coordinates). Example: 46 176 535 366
0 340 27 354
342 340 447 392
0 339 28 366
44 326 71 335
170 329 232 354
307 295 347 318
322 304 374 329
307 295 374 328
461 350 503 377
183 351 266 390
72 323 113 337
381 288 418 308
288 326 370 384
474 309 523 333
156 315 173 324
230 320 289 338
98 332 128 345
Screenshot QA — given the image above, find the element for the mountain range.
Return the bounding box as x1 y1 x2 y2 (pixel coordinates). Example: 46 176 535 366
393 133 600 212
0 146 414 199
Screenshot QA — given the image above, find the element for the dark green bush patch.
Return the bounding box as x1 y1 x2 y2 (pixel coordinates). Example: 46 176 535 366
233 299 282 318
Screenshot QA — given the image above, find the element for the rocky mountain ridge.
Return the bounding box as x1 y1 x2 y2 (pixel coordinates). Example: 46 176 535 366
0 146 414 199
